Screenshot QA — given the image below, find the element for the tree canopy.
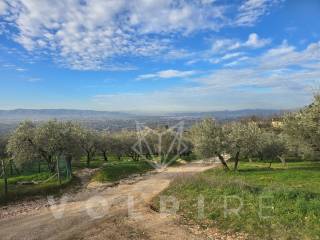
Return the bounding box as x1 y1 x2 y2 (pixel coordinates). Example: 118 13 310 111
284 94 320 157
190 118 229 170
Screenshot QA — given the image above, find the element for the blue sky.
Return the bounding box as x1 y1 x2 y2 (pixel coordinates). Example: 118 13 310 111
0 0 319 112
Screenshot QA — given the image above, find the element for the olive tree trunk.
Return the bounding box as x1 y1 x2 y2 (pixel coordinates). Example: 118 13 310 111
234 151 240 171
102 151 108 161
216 153 230 170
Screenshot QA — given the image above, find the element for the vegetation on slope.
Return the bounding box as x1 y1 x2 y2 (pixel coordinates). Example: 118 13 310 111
153 161 320 239
92 161 153 182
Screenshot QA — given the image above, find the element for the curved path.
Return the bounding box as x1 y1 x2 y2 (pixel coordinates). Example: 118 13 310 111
0 163 217 240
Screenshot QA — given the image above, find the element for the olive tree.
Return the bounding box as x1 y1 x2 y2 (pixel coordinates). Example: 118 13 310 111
259 132 288 167
284 135 315 160
78 127 98 167
283 94 320 157
159 127 189 163
224 122 262 171
133 127 154 160
59 122 83 178
159 128 180 162
135 126 188 164
7 120 82 180
7 121 38 168
180 135 193 158
119 130 140 161
33 120 64 173
109 132 125 160
190 119 229 170
96 130 112 161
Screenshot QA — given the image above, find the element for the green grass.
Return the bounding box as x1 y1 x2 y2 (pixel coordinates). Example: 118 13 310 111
73 158 105 169
153 161 320 240
92 161 153 182
0 172 74 204
73 156 135 169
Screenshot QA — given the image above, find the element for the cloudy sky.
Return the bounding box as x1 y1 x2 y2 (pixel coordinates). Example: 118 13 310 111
0 0 319 112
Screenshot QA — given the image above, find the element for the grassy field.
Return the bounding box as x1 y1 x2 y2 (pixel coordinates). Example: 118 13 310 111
153 161 320 239
92 161 153 182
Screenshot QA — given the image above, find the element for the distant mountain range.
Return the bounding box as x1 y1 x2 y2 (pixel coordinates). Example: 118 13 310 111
0 109 136 122
0 108 287 122
0 108 289 135
168 109 287 119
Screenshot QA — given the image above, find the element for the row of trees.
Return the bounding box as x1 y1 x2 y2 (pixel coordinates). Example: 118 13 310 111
2 121 140 173
190 94 320 171
0 120 197 196
190 119 286 170
0 121 191 186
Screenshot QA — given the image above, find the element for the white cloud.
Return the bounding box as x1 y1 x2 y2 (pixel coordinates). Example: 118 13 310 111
206 33 269 65
0 0 228 70
127 0 226 34
198 41 320 91
0 0 279 70
211 39 241 53
223 57 249 67
211 33 270 53
164 49 196 60
235 0 281 26
244 33 271 48
209 52 245 64
92 41 320 112
260 40 320 69
137 69 197 80
221 52 244 60
263 41 295 57
0 0 7 15
0 0 7 34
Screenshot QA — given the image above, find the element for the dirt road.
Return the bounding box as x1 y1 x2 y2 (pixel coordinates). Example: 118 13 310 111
0 163 217 240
